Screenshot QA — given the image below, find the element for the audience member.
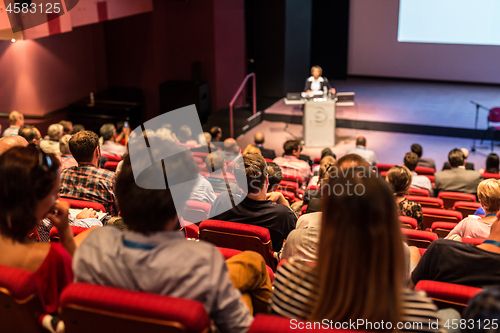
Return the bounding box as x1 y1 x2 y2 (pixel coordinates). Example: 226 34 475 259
59 120 73 135
100 123 128 157
387 165 424 230
411 143 436 170
114 121 131 147
346 136 377 166
2 111 24 137
434 148 482 196
308 155 335 188
60 131 118 216
446 179 500 240
254 132 276 160
273 140 311 184
205 151 239 194
463 286 500 333
18 125 41 146
301 156 336 215
58 134 78 170
210 126 222 142
243 144 262 155
312 148 336 174
71 124 85 134
74 151 272 332
176 125 198 147
403 152 433 195
266 162 282 192
211 152 297 253
223 138 241 161
40 123 64 154
443 148 475 170
0 145 75 314
0 135 28 155
411 216 500 288
271 167 444 332
188 173 216 205
480 153 499 174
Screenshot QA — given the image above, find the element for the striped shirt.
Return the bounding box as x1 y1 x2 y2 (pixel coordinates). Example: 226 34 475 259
270 260 445 333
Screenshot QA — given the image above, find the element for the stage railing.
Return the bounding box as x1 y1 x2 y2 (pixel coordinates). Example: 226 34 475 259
229 73 256 138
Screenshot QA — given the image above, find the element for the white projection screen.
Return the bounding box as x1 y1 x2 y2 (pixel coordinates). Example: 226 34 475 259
348 0 500 84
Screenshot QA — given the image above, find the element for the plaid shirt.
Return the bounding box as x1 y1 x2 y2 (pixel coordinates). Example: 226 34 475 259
37 214 103 242
60 165 118 216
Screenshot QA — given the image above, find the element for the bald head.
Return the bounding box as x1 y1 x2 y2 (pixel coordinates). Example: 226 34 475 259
224 138 239 154
356 136 366 147
254 132 265 145
461 148 470 159
0 136 28 156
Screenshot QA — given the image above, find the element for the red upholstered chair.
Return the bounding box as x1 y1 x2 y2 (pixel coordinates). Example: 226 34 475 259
462 237 487 246
313 157 321 164
300 205 308 216
405 196 443 209
249 314 365 333
482 172 500 179
59 197 107 213
50 226 90 242
453 201 482 218
306 185 319 191
102 154 122 162
401 228 438 248
216 247 275 283
431 222 458 238
192 156 204 164
182 200 211 224
281 174 302 184
408 187 430 197
276 190 297 204
415 280 482 312
192 152 209 159
199 220 275 270
375 163 394 173
182 223 200 239
104 161 119 172
264 158 273 163
0 265 46 332
424 175 435 182
422 208 462 230
481 107 500 150
277 180 299 195
399 216 418 229
438 192 476 210
60 283 210 333
415 166 435 176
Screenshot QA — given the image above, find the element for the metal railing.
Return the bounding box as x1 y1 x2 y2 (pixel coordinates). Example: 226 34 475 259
229 73 256 138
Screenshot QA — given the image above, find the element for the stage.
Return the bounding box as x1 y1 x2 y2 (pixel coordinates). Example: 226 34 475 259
236 77 500 170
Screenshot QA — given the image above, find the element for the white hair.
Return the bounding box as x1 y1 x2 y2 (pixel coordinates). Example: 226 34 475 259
47 123 64 140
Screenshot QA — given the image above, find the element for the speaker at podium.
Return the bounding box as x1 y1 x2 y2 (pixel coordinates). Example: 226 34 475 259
303 98 336 147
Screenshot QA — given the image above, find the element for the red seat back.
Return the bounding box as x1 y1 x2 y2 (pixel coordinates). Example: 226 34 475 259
462 237 486 246
422 208 463 230
59 197 107 213
405 196 443 209
182 223 200 239
249 314 364 333
408 187 430 197
216 247 275 283
453 201 481 219
199 220 275 270
182 200 212 224
430 222 458 238
375 163 395 173
438 191 476 209
0 265 46 332
399 216 418 229
415 280 482 312
102 154 122 162
281 174 302 184
482 172 500 179
488 107 500 123
104 161 120 172
60 283 211 333
414 166 435 176
277 180 299 194
401 228 438 248
50 226 90 242
276 190 296 204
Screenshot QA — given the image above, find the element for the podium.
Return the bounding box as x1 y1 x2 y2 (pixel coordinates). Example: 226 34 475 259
303 98 336 147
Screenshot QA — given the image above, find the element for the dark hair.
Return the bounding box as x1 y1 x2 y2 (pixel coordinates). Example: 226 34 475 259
0 146 60 242
266 162 282 192
283 140 301 156
116 121 125 134
448 148 465 168
386 165 412 196
69 130 99 163
486 153 500 174
310 167 404 325
241 152 267 194
205 151 225 172
335 154 371 169
321 148 336 160
115 144 197 235
355 136 366 146
18 125 39 143
463 286 500 333
403 152 418 171
59 120 73 134
411 144 423 158
72 124 85 134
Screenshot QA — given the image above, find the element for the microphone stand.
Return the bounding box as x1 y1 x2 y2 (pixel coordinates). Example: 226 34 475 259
470 101 490 152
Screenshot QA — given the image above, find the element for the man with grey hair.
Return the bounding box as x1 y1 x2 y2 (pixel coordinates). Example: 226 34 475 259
0 136 28 155
58 134 78 170
3 111 24 137
40 123 64 154
100 123 127 157
18 125 41 146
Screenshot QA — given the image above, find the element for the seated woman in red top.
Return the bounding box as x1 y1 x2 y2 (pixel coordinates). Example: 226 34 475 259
0 145 75 314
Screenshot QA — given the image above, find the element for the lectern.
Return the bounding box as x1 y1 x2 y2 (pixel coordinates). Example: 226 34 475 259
303 98 336 147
